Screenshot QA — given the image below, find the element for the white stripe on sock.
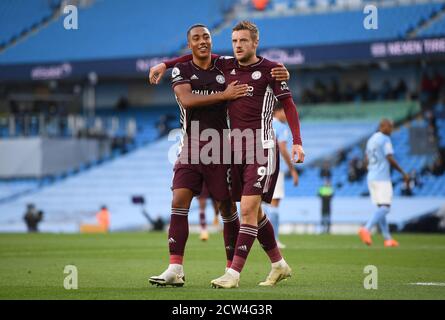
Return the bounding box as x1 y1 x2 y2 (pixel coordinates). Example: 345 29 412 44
258 217 268 229
239 228 258 237
222 212 239 223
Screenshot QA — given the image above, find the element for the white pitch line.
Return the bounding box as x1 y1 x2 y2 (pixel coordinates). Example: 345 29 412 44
409 282 445 286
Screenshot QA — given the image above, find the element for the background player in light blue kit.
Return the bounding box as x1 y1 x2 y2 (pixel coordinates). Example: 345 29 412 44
265 103 299 249
359 119 409 247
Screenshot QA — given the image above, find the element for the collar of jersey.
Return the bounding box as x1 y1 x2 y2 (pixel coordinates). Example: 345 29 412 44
236 56 264 69
191 59 216 71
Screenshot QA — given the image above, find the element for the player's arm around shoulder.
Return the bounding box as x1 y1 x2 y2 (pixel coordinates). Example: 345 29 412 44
270 62 290 82
213 55 237 74
149 62 167 85
149 53 214 84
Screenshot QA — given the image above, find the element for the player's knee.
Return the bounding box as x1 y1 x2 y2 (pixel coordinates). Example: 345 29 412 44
171 197 190 209
171 189 193 209
240 204 257 219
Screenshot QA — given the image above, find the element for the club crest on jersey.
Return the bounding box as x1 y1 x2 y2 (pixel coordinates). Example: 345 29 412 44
216 75 225 84
252 71 262 80
172 67 180 78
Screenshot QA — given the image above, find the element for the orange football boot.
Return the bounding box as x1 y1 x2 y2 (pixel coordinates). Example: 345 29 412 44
384 239 399 247
358 227 372 246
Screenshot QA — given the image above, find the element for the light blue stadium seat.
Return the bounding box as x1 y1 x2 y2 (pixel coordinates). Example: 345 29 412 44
212 3 443 52
0 0 56 44
0 0 235 64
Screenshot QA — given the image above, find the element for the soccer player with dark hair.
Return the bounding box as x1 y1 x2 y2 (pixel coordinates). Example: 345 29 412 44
148 24 290 287
152 21 304 288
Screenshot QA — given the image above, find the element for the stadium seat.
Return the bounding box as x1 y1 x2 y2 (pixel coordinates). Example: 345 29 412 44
0 0 236 64
0 0 56 45
211 2 444 52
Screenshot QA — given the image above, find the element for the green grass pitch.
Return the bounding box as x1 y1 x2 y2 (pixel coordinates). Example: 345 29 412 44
0 232 444 300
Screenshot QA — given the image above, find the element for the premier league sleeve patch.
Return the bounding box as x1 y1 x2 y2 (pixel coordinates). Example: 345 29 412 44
280 81 289 91
172 67 180 78
171 66 186 84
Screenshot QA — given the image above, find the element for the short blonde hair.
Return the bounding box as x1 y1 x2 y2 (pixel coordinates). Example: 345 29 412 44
232 21 259 41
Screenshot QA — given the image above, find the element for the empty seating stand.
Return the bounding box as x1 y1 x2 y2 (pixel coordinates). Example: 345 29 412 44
286 118 445 198
211 2 444 52
0 0 235 64
0 0 57 47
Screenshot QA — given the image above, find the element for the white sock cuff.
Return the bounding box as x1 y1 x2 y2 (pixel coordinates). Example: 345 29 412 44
222 211 239 223
171 207 189 216
239 225 258 237
227 268 240 279
258 216 269 229
271 258 285 268
168 264 184 272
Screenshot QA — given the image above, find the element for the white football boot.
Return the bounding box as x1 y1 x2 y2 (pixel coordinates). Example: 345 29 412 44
210 269 240 289
149 265 185 287
258 260 292 286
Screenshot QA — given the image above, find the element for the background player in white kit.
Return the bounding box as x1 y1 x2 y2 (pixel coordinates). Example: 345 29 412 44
266 103 299 249
358 119 409 247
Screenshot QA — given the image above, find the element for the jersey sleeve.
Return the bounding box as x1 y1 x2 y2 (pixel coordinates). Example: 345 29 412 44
272 80 292 100
383 138 394 156
171 63 190 88
281 97 302 146
268 64 292 100
164 54 220 69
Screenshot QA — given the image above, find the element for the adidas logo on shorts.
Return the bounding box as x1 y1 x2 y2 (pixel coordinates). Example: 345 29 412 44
253 182 262 188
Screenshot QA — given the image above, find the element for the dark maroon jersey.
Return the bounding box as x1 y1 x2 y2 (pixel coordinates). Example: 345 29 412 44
171 60 228 151
215 56 292 150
